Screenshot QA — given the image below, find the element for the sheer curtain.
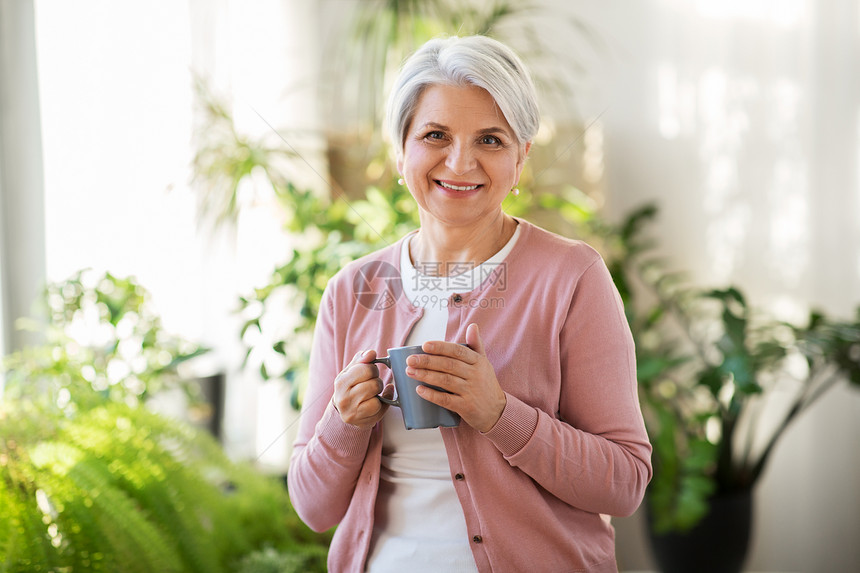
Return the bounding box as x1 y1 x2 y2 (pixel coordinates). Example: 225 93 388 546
563 0 860 571
29 0 326 469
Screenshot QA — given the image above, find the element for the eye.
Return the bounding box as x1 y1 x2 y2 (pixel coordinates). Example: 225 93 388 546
479 134 502 146
424 130 446 141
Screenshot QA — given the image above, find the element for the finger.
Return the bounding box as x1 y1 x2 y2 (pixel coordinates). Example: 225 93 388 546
336 362 379 389
421 340 475 363
406 354 468 382
416 383 458 410
407 366 462 394
342 351 366 375
342 393 387 427
465 323 486 356
338 377 385 422
334 353 381 408
357 376 384 397
352 350 381 382
350 349 377 365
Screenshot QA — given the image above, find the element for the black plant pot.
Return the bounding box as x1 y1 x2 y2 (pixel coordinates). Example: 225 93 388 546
647 489 753 573
188 373 226 440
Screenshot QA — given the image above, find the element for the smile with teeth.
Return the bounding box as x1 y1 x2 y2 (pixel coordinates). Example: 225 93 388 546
436 180 480 191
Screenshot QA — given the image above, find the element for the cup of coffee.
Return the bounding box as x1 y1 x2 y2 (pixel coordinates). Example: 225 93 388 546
373 345 460 430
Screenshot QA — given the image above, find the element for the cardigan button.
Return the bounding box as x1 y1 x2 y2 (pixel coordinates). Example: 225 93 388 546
472 535 483 544
455 473 465 481
452 294 463 303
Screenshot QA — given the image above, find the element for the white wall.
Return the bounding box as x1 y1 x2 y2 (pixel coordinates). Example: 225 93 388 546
555 1 860 571
0 0 46 357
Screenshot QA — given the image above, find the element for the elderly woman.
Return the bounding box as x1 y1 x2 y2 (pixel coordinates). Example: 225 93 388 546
288 35 651 572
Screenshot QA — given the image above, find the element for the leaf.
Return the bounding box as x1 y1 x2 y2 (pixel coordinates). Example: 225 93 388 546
673 474 716 531
699 367 724 398
620 204 658 243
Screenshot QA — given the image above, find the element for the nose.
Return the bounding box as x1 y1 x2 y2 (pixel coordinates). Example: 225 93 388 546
445 141 476 175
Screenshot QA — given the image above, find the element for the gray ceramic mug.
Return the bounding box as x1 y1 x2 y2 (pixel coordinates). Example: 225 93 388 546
373 345 461 430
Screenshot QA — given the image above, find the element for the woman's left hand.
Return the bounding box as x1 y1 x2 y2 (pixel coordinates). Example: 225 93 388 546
406 323 506 433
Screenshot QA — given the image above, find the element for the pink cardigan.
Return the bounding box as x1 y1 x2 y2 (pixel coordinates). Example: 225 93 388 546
288 219 652 572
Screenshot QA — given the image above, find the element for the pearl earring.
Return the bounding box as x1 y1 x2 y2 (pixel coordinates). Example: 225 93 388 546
397 178 405 186
512 187 520 196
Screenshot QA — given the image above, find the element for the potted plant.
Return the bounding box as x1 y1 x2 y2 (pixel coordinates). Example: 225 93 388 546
606 207 860 572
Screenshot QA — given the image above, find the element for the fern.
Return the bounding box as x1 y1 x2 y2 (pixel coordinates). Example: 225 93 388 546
0 400 330 572
1 270 331 572
0 270 330 573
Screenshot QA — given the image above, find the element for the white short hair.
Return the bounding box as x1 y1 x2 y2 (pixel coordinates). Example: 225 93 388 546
385 35 540 159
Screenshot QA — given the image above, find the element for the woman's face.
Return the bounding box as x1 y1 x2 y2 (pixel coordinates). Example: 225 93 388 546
398 84 530 230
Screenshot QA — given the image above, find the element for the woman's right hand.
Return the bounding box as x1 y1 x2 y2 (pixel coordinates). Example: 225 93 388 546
332 350 390 429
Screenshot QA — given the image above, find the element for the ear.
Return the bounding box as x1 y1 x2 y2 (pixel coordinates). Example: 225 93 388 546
515 141 532 176
396 156 404 175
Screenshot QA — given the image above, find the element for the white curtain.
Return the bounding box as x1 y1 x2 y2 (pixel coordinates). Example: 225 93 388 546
561 1 860 571
28 0 327 468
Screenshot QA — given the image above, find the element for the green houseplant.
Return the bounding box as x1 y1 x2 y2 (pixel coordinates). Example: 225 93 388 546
5 269 208 407
611 209 860 531
602 207 860 570
0 271 331 572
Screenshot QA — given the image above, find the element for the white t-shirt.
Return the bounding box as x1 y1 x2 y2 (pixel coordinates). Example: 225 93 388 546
366 227 520 572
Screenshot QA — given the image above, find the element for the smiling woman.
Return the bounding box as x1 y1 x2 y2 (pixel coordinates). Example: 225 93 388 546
398 84 529 264
287 35 652 573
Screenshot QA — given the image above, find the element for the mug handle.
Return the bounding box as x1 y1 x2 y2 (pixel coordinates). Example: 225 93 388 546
372 356 399 406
